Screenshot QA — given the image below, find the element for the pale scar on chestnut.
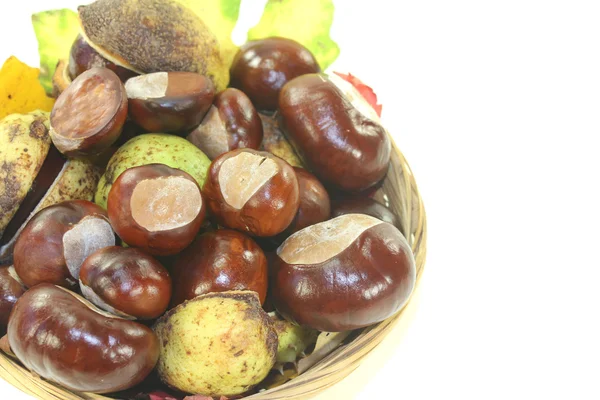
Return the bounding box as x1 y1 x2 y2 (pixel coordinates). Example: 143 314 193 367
130 176 202 232
218 152 279 210
277 214 383 265
125 72 169 99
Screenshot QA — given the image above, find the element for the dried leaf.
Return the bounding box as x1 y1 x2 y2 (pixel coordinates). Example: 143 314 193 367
248 0 340 70
31 9 80 94
259 113 303 167
0 57 55 120
297 331 351 374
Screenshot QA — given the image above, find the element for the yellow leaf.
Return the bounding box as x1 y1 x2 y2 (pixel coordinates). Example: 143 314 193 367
0 56 55 120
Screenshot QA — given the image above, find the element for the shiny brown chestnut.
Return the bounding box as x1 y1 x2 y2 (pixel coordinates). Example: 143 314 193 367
202 149 299 237
79 246 172 320
107 164 206 255
69 34 138 82
287 167 331 234
0 266 25 333
272 214 416 332
279 73 391 192
332 197 402 230
170 229 268 307
125 72 215 134
230 37 320 111
13 200 115 289
50 67 128 157
7 284 159 393
187 88 263 159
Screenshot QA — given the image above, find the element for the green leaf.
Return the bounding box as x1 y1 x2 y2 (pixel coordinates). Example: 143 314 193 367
247 0 340 70
175 0 242 67
31 9 80 95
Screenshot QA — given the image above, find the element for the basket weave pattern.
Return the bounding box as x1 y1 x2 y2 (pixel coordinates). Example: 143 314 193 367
0 139 427 400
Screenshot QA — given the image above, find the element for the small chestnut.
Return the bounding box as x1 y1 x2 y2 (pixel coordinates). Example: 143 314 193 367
8 284 159 393
69 34 138 82
202 149 299 237
279 73 391 192
107 163 206 255
79 246 172 320
125 71 215 133
287 167 331 234
332 197 402 230
187 88 263 159
170 229 268 307
13 200 115 289
231 37 320 111
50 67 128 157
272 214 416 332
0 266 25 333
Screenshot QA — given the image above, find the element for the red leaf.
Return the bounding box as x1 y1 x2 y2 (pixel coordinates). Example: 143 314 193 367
333 72 383 117
148 391 179 400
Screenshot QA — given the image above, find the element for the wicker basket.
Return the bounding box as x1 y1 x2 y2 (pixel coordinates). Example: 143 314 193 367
0 137 427 400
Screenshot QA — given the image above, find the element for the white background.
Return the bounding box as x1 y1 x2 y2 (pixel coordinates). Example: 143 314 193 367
2 0 600 399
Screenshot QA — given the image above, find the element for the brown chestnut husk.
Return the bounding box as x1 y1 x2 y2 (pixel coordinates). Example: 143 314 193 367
107 163 206 256
50 67 128 157
272 214 416 332
7 284 159 393
13 200 115 289
231 37 320 111
125 71 215 133
170 229 268 307
278 73 391 192
79 246 172 320
202 148 299 237
187 88 263 159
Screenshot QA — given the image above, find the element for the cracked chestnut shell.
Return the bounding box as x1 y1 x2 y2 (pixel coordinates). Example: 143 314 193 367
69 34 138 82
231 37 320 111
279 73 391 192
79 246 172 320
7 284 159 393
202 149 299 237
187 88 263 159
170 229 268 307
13 200 115 289
107 163 206 255
272 214 416 331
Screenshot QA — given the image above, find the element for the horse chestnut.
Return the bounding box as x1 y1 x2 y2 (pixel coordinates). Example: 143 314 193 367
170 229 268 307
272 214 416 331
202 149 299 237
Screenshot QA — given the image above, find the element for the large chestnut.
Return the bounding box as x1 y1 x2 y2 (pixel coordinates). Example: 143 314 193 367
79 246 171 319
187 88 263 159
69 34 138 82
107 164 206 255
7 284 159 393
272 214 416 332
0 266 25 333
230 37 320 111
170 229 268 307
332 197 401 230
202 149 299 237
278 73 391 192
13 200 115 289
50 67 128 157
125 72 215 133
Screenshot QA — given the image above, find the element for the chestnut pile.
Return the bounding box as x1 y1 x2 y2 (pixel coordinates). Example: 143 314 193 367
0 0 416 398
